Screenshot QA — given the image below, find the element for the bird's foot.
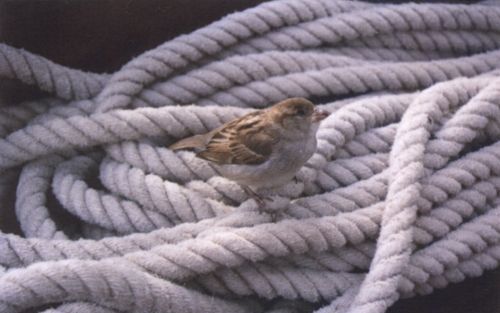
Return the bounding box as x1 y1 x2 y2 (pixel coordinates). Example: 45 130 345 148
268 211 280 222
242 187 290 222
243 186 263 205
242 186 272 213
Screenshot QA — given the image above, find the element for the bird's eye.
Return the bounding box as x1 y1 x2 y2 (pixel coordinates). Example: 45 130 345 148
296 108 306 116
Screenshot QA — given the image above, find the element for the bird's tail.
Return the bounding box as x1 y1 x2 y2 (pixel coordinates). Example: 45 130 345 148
169 134 208 151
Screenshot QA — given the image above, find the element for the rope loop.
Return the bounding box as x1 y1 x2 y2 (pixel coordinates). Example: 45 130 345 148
2 1 500 313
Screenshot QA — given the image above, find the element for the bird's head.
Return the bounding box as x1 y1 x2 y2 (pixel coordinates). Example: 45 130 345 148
269 98 329 134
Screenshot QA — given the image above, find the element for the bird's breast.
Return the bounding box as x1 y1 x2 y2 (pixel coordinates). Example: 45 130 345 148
216 135 317 189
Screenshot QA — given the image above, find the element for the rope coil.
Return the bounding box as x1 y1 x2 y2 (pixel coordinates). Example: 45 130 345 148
1 1 500 312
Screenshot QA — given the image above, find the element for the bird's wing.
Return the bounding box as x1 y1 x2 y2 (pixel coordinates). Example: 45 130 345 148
196 111 278 165
169 133 212 151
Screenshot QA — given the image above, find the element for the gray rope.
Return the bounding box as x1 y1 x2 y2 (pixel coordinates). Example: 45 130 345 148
0 44 107 100
2 1 500 313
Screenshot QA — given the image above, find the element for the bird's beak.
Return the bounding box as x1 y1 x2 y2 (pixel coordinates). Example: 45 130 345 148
312 109 330 122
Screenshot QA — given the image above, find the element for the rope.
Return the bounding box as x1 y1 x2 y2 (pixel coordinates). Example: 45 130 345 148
1 1 500 312
0 44 108 100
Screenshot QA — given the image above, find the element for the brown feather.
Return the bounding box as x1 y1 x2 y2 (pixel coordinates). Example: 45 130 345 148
195 111 278 165
169 133 213 151
169 111 277 164
169 97 315 165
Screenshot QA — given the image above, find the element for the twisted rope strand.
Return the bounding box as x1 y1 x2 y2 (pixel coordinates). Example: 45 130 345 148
0 44 108 100
95 0 368 112
2 1 500 313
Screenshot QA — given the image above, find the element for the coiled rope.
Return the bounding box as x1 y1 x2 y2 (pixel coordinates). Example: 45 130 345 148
1 1 500 312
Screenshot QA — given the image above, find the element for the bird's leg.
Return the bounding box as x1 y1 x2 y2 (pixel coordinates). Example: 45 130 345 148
242 185 265 207
242 186 280 221
293 175 299 184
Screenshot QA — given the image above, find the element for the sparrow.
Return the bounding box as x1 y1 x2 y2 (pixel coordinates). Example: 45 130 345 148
169 97 329 204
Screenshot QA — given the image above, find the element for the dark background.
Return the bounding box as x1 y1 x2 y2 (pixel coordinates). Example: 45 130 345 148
1 0 498 312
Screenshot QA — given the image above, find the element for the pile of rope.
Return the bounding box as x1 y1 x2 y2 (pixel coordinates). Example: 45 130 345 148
2 0 500 312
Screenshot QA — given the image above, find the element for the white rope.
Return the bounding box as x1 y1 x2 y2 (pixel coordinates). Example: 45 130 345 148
1 1 500 313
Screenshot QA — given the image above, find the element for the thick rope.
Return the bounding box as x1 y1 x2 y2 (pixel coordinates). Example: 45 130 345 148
0 44 107 100
2 1 500 313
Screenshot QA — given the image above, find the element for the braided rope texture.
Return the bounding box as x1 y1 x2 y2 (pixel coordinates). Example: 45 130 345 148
2 0 500 312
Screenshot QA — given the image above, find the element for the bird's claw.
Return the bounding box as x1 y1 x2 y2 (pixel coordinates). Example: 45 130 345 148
242 186 277 219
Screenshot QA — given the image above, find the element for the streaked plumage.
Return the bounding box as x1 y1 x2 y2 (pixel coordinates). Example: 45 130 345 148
169 98 329 199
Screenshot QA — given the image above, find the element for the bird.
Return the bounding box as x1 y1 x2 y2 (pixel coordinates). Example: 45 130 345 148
169 97 329 204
